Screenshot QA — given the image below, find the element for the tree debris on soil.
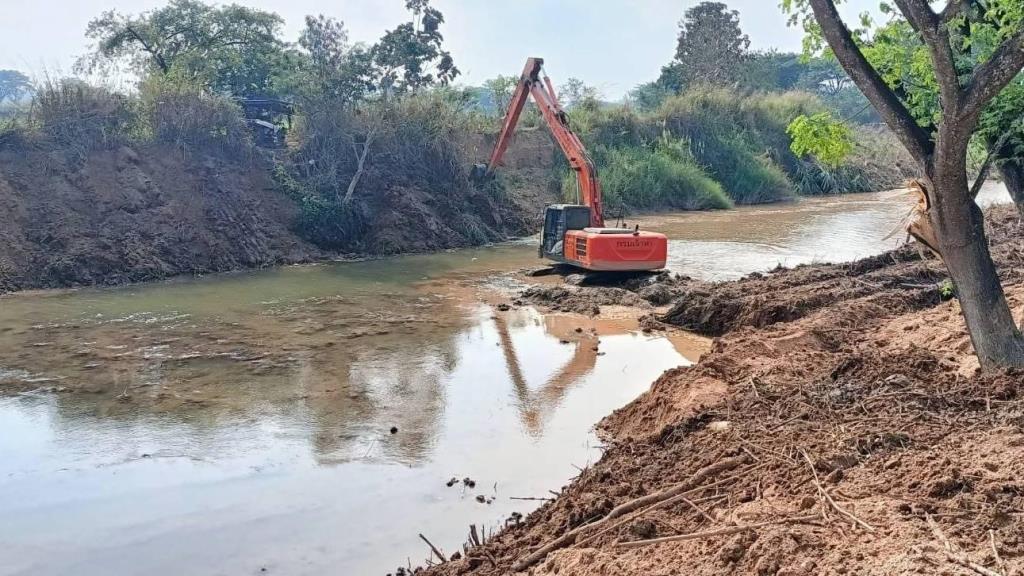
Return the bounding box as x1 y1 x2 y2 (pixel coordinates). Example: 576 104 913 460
422 205 1024 576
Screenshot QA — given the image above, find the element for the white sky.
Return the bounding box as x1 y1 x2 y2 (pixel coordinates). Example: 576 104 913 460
0 0 879 98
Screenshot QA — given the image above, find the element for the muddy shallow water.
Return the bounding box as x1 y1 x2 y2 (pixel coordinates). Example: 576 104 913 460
0 185 1010 576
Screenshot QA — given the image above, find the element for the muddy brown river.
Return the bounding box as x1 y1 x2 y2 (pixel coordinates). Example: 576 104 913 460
0 185 1010 576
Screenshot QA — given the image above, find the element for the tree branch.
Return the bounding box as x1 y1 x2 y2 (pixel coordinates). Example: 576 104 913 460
961 27 1024 124
808 0 934 167
894 0 961 109
972 113 1024 199
940 0 973 25
125 24 169 73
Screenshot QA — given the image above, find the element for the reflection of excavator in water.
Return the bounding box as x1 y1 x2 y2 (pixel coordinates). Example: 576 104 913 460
474 57 669 272
492 312 599 436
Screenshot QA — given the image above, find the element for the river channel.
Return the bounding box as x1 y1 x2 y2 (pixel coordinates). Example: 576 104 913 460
0 184 1010 575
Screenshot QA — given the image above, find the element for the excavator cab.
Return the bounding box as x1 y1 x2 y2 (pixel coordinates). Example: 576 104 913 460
480 57 669 273
540 205 591 259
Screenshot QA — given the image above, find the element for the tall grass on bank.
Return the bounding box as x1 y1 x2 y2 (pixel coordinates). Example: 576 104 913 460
2 76 252 162
28 79 136 161
562 137 730 211
562 88 911 209
655 89 819 203
140 75 252 159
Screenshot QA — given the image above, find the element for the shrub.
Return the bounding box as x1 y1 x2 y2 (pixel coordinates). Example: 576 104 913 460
0 116 27 151
30 78 134 155
140 75 252 159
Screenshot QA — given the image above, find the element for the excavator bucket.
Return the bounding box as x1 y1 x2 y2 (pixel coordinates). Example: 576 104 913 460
470 163 491 182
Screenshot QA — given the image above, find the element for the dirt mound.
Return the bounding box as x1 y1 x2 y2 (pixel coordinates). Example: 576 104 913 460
521 285 650 316
420 205 1024 576
660 207 1024 336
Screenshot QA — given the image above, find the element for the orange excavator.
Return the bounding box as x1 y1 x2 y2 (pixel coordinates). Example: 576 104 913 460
474 57 668 272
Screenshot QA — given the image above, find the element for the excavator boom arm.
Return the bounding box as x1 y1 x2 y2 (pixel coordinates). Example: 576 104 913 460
485 57 604 227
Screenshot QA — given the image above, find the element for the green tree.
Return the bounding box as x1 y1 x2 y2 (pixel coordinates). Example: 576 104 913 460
483 75 518 115
80 0 287 97
628 81 674 112
661 2 751 91
299 15 348 85
784 0 1024 369
0 70 32 104
372 0 459 93
292 15 377 102
558 78 602 110
741 51 806 91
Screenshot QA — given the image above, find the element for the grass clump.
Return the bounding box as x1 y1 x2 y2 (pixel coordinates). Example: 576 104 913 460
29 79 136 160
564 137 730 211
140 75 253 159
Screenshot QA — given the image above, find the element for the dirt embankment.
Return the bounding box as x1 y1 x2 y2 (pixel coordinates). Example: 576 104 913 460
0 145 317 292
0 130 556 293
425 206 1024 576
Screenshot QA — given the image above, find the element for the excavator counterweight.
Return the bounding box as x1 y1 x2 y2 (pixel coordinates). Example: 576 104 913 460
479 57 668 272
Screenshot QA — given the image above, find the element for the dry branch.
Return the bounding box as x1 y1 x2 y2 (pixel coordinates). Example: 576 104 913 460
927 515 1004 576
419 533 447 564
801 449 875 532
510 455 750 572
616 515 822 549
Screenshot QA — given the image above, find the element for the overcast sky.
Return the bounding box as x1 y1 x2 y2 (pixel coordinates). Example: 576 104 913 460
0 0 878 98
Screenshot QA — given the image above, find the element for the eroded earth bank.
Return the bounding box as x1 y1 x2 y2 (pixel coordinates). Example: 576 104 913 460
425 204 1024 576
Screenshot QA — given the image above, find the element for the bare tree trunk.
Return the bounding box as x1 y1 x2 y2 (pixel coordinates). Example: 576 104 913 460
342 130 375 205
929 135 1024 369
996 159 1024 218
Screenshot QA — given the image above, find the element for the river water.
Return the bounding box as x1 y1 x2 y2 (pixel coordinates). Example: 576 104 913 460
0 184 1010 576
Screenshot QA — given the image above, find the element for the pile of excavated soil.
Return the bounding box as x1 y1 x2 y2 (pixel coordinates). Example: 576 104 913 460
421 205 1024 576
520 284 651 316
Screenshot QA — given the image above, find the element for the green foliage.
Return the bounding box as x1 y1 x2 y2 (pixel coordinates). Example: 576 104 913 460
482 75 518 116
741 51 806 92
861 21 940 128
0 116 27 151
939 279 957 301
792 125 913 195
558 78 603 110
564 138 730 211
81 0 287 97
372 0 459 92
787 112 853 168
784 0 1024 181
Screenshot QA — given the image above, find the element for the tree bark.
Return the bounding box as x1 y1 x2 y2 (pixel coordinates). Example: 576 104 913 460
996 159 1024 218
929 131 1024 369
